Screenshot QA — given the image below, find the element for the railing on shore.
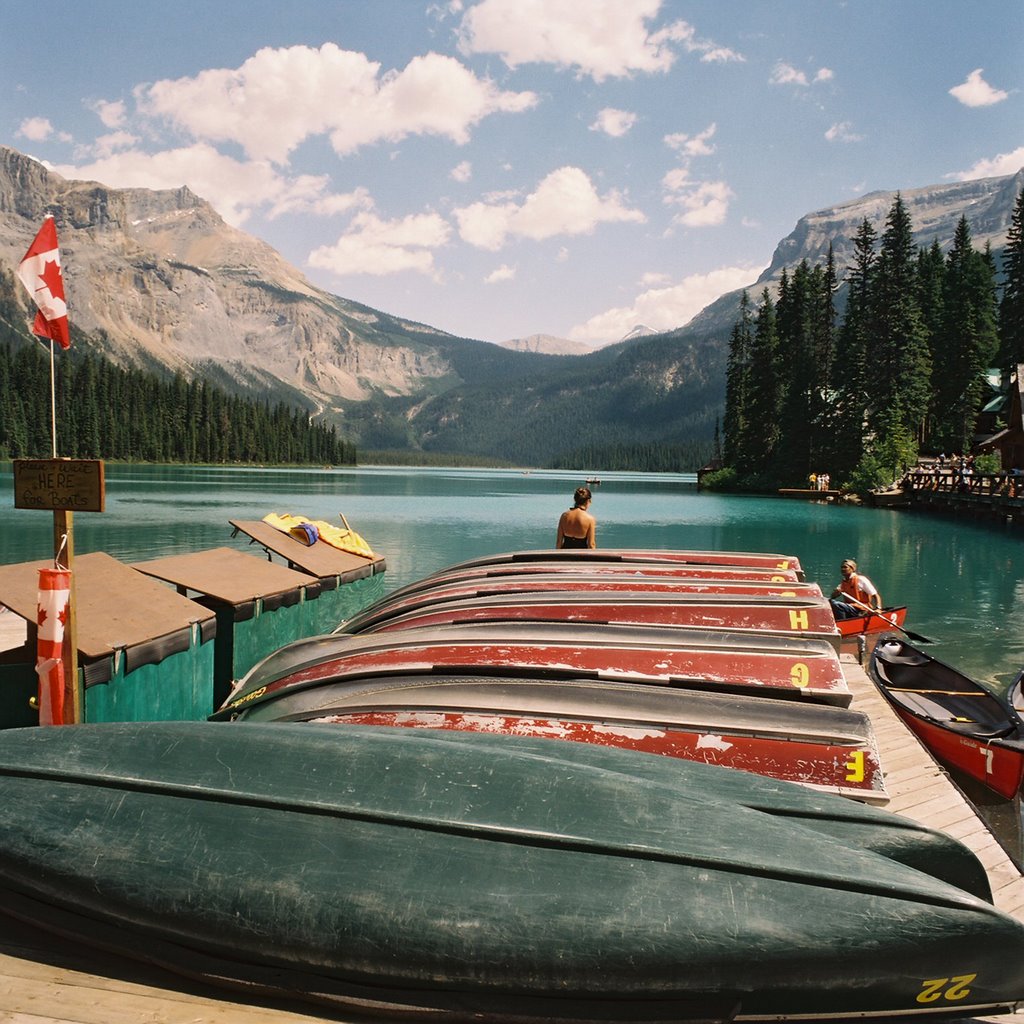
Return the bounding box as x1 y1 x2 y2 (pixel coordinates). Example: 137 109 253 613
900 469 1024 522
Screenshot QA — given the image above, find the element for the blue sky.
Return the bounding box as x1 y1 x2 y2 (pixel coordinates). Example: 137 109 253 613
2 1 1021 345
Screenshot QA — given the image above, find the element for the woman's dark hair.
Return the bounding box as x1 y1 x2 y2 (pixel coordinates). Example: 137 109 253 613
573 486 592 508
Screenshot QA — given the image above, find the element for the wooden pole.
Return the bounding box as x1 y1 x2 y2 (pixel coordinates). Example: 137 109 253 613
53 509 81 724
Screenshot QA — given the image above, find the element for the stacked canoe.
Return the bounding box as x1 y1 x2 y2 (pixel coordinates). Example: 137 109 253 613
3 548 1024 1020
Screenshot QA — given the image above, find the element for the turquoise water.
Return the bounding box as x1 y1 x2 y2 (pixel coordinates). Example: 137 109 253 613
2 463 1023 690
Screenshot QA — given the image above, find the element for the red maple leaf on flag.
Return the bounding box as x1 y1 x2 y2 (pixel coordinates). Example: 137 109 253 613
37 606 49 629
38 258 66 302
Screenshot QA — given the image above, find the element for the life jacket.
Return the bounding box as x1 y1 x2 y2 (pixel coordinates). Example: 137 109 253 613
838 574 873 606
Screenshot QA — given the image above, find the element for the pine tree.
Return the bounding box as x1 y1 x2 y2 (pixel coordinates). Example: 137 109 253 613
745 289 782 475
873 194 930 452
723 291 753 469
999 187 1024 373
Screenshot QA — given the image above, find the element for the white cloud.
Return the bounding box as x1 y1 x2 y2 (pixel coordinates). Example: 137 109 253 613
949 68 1009 108
308 210 451 278
770 62 832 87
947 146 1024 181
590 108 638 138
90 99 127 129
667 180 734 227
825 121 864 143
484 263 516 283
770 62 807 86
665 123 716 157
569 263 760 344
18 117 56 142
450 160 472 182
136 44 536 164
87 131 141 159
454 165 645 250
51 143 372 226
458 0 710 81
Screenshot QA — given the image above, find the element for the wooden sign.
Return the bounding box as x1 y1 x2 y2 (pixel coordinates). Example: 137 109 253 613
13 459 106 513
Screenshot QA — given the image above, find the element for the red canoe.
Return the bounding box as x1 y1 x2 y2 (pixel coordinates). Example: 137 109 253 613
350 574 823 621
836 607 909 658
342 591 841 651
446 548 806 579
836 607 908 637
220 672 885 803
217 622 850 710
401 561 806 595
870 634 1024 799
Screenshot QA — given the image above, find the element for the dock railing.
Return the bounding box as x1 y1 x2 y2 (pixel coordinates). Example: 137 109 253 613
903 468 1024 499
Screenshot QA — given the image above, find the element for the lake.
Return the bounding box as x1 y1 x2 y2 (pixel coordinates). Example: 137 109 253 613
2 462 1023 692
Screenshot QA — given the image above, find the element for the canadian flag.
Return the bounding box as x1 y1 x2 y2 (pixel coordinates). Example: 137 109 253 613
17 216 70 349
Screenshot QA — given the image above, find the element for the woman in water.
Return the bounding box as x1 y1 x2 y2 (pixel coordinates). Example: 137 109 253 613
556 486 596 549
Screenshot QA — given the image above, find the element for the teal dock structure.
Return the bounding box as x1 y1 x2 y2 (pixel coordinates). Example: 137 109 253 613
0 551 216 726
133 547 330 709
229 518 387 635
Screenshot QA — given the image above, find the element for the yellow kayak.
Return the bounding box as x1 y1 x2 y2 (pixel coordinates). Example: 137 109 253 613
263 513 376 560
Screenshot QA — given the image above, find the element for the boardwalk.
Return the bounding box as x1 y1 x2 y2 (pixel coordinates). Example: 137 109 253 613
0 648 1021 1022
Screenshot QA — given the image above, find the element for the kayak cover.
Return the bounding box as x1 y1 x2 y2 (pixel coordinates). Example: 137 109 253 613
263 512 376 559
0 722 1019 1021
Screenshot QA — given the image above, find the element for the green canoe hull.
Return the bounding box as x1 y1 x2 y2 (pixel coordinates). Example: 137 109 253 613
0 723 1020 1021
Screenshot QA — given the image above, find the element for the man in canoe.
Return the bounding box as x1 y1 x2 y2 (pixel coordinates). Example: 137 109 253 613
829 558 882 620
556 486 596 549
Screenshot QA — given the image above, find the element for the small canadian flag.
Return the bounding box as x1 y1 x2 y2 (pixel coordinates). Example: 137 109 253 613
17 215 70 349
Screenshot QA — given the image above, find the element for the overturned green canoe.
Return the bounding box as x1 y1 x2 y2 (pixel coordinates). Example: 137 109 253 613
0 722 1019 1021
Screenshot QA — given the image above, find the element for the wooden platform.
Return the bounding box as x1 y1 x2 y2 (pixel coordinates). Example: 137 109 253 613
777 487 841 499
0 657 1022 1023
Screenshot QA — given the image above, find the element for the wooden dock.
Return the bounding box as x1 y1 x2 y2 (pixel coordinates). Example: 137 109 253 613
0 653 1021 1022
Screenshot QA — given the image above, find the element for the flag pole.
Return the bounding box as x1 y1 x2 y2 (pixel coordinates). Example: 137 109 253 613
49 338 58 458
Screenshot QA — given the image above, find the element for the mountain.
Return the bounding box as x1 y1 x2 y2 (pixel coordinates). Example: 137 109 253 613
496 334 593 355
620 324 658 342
1 144 1020 464
681 170 1024 340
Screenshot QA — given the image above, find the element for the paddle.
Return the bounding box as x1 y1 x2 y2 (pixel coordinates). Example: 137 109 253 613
841 594 937 645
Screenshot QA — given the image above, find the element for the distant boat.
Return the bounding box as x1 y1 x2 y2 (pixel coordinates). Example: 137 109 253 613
1 721 1018 1019
585 476 601 486
870 634 1024 799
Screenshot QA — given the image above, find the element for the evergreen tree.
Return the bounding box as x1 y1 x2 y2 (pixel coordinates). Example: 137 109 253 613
930 218 999 452
745 289 782 475
831 219 877 481
999 187 1024 373
872 194 930 453
774 260 818 482
723 291 753 469
809 249 838 472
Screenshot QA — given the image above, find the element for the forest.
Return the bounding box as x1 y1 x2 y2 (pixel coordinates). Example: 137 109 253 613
0 342 357 466
713 187 1024 492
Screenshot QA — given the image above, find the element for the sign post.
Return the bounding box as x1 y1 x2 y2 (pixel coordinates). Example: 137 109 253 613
13 458 105 724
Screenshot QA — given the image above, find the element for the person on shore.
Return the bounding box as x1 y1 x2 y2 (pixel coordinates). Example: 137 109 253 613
829 558 882 620
556 486 596 549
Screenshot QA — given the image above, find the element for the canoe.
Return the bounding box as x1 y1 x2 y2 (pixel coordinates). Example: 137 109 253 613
350 574 823 614
836 606 909 657
219 622 851 709
341 591 841 651
219 669 885 802
836 606 908 638
447 547 806 579
398 561 806 596
870 634 1024 799
0 722 1017 1020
